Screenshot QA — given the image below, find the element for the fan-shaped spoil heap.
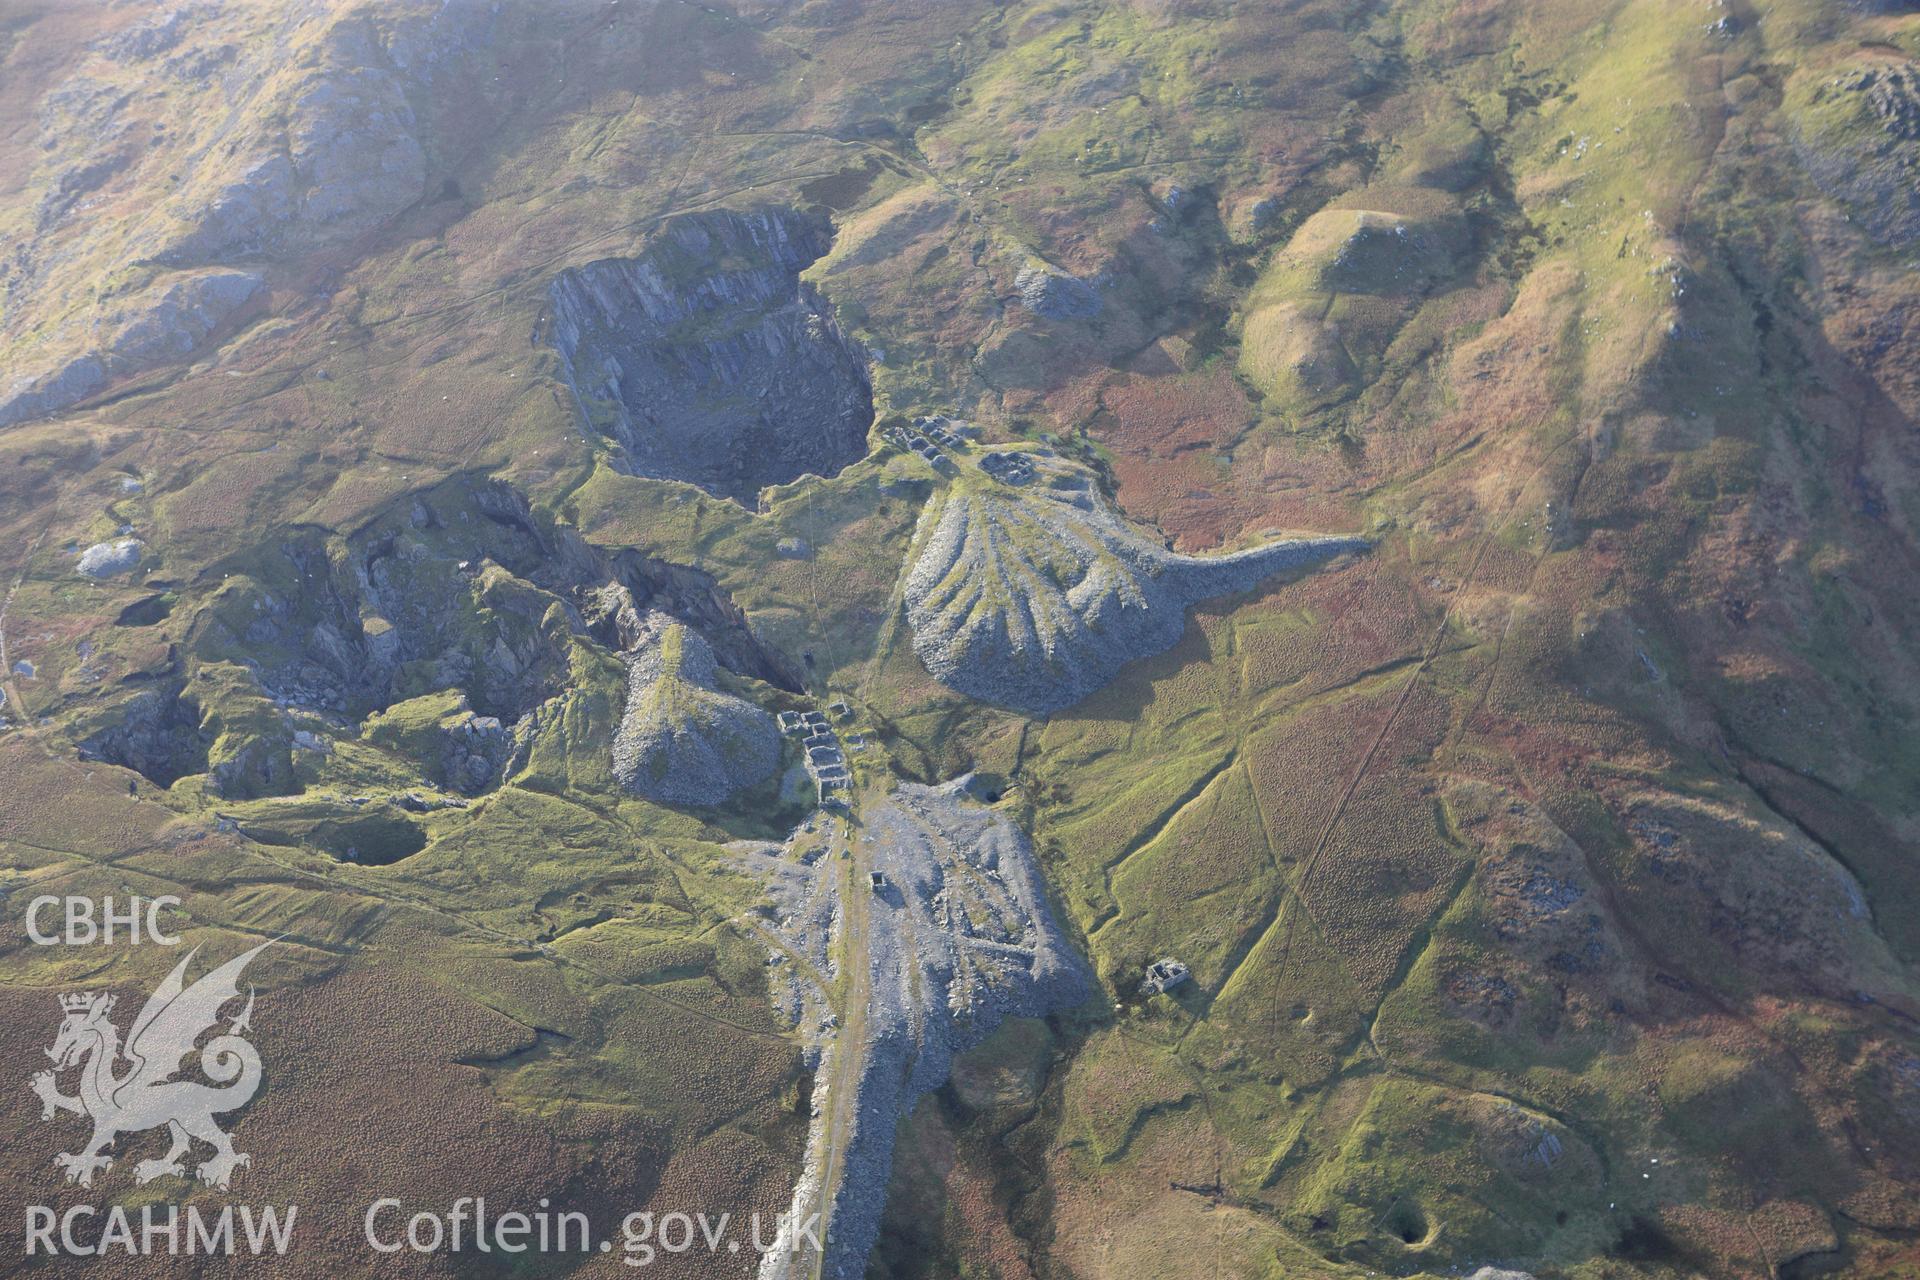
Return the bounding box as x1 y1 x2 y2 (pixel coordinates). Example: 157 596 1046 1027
742 780 1091 1280
611 619 780 806
905 455 1365 713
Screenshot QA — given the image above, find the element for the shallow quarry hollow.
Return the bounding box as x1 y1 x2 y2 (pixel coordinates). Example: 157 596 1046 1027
546 207 875 507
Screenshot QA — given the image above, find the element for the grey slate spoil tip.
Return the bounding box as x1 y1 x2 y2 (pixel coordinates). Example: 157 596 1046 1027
77 539 146 578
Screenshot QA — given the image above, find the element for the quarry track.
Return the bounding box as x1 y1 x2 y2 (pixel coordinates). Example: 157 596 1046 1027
807 839 872 1280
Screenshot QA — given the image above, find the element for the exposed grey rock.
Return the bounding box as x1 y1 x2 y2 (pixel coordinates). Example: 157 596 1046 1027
105 269 265 365
3 1 503 427
218 496 575 719
93 7 192 63
1796 63 1920 244
101 477 796 798
0 268 263 426
76 684 207 787
443 709 511 794
1853 64 1920 138
292 81 424 232
76 538 146 578
395 791 466 813
744 782 1090 1280
1469 1269 1538 1280
147 13 449 265
612 618 780 806
580 580 648 651
547 207 874 507
205 481 796 725
904 453 1366 713
34 151 128 232
776 537 813 559
1014 261 1103 319
158 155 297 266
0 356 108 429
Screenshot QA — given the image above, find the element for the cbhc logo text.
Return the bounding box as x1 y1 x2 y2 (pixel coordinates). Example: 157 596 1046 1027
25 896 182 946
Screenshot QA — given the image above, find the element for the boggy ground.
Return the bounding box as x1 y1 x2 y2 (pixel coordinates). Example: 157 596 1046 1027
1 1 1918 1279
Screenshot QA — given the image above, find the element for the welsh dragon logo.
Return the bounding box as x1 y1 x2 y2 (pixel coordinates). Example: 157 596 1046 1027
29 940 272 1190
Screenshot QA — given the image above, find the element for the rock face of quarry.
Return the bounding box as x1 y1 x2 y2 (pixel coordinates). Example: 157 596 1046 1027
742 781 1089 1280
192 481 794 721
611 618 781 806
905 456 1367 713
548 208 874 506
81 478 795 802
79 684 208 788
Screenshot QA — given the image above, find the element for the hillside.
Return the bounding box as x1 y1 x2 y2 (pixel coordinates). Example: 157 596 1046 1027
1 2 1917 1279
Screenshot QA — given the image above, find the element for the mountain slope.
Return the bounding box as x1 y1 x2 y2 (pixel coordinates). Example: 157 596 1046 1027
0 2 1916 1278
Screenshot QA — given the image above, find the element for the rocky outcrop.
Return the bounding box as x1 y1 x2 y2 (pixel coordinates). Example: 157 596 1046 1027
0 356 108 428
199 479 793 722
1015 261 1103 319
547 207 874 506
109 269 265 363
2 1 499 425
226 534 575 722
904 453 1366 713
120 7 470 267
1856 63 1920 139
443 709 513 794
0 268 263 427
76 665 306 800
604 550 804 693
1793 61 1920 244
612 619 780 806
